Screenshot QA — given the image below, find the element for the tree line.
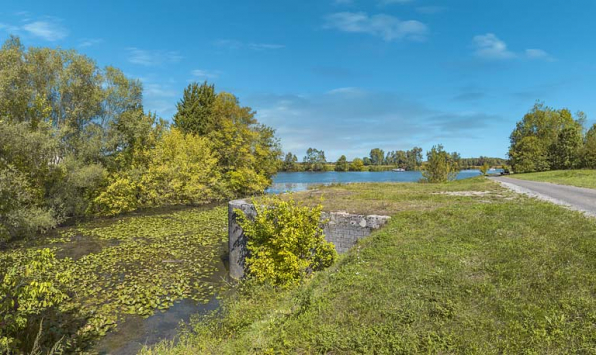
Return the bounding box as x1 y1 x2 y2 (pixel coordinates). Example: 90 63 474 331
0 36 281 243
282 147 425 172
508 103 596 173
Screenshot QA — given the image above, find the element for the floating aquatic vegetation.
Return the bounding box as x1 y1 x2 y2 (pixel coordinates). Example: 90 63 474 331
0 205 228 352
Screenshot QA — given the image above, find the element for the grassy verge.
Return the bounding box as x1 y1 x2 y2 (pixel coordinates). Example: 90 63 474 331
509 170 596 189
142 177 596 354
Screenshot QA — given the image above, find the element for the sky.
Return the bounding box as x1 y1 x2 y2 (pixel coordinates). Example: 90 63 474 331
1 0 595 160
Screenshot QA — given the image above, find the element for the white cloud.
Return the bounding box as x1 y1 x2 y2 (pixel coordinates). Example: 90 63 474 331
215 39 285 51
324 12 428 41
191 69 221 79
22 20 68 41
525 48 554 61
473 33 516 59
78 38 103 48
126 47 183 66
379 0 413 4
0 18 68 41
416 6 447 14
472 33 553 61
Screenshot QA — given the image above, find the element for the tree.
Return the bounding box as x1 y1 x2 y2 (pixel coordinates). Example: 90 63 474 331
362 157 372 166
583 124 596 168
421 145 460 183
549 125 583 170
282 152 299 172
173 81 216 136
335 155 349 172
406 147 423 171
303 148 326 171
349 158 365 171
369 148 385 165
509 103 585 172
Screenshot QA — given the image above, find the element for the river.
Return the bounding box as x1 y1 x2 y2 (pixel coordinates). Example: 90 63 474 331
267 169 496 193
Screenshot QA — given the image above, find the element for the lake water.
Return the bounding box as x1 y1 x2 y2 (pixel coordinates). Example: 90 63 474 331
268 170 496 193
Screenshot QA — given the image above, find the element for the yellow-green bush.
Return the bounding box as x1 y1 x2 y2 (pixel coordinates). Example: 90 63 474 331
0 249 71 353
237 196 337 287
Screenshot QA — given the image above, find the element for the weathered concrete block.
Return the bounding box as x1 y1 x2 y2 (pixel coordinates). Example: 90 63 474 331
228 200 256 280
228 204 390 279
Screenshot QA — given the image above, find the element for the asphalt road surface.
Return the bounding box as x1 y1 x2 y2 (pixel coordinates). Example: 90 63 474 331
490 176 596 217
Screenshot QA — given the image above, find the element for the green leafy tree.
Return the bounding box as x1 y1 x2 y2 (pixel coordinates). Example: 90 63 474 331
369 148 385 165
236 196 337 287
303 148 326 171
549 125 583 169
335 155 349 172
349 158 365 171
509 103 585 172
406 147 423 171
282 152 300 172
173 81 216 136
421 145 460 183
583 124 596 168
362 157 372 166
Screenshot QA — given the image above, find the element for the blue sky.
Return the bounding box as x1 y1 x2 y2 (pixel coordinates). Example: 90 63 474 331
1 0 595 160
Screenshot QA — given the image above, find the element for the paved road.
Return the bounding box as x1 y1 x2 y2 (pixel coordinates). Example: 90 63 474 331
490 176 596 217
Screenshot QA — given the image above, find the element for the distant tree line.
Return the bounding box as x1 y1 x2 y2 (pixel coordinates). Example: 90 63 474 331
459 157 508 169
281 147 425 172
508 103 596 173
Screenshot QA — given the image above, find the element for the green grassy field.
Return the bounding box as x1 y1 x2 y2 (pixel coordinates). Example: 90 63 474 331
142 177 596 354
510 170 596 189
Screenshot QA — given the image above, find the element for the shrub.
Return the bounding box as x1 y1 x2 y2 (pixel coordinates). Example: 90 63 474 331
349 158 365 171
479 162 490 176
237 196 337 287
0 249 71 353
421 145 459 183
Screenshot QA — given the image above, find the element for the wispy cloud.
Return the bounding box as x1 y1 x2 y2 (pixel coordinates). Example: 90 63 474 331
0 17 68 41
126 47 183 66
472 33 515 59
22 20 68 41
379 0 413 4
324 12 428 41
416 6 447 15
473 33 553 61
215 39 285 51
78 38 103 48
525 48 555 61
191 69 221 79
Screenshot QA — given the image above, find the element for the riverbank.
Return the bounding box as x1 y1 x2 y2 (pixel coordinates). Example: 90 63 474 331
142 177 596 354
507 170 596 190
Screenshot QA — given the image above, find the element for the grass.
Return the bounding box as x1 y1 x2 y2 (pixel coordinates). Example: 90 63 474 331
142 177 596 354
509 170 596 189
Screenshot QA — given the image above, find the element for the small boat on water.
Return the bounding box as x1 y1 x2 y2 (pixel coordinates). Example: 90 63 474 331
392 168 406 172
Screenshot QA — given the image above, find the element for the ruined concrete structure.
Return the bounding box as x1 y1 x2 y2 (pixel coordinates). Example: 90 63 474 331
228 199 390 279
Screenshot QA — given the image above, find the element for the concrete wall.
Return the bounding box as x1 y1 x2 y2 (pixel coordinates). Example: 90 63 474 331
228 199 390 279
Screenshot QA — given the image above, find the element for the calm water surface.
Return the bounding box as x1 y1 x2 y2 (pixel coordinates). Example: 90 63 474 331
267 170 495 193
